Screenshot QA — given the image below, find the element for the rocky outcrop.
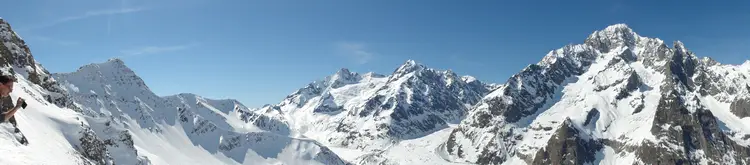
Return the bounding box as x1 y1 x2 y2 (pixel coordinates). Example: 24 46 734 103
632 55 750 164
531 119 602 165
237 105 292 135
76 127 114 165
637 96 750 164
730 96 750 118
0 18 75 110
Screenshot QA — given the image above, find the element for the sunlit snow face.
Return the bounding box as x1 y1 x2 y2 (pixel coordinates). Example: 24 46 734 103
0 81 13 96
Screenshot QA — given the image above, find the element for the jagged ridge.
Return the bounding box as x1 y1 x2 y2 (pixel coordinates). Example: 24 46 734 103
52 58 350 164
446 23 750 165
265 59 495 151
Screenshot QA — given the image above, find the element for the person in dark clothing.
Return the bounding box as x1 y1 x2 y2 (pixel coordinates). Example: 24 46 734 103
0 75 25 122
0 75 28 145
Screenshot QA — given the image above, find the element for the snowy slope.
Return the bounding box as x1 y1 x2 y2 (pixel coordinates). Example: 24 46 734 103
52 59 349 165
447 24 750 164
0 18 150 165
346 125 471 165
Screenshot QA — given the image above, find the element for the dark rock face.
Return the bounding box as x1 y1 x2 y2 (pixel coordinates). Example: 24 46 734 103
637 93 750 164
668 42 699 91
496 46 597 123
85 118 151 165
631 56 750 164
531 119 602 165
625 40 750 164
730 97 750 118
237 106 291 135
616 73 642 100
583 109 599 126
76 126 115 165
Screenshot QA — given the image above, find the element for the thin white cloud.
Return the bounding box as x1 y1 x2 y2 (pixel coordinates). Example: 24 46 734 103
335 41 375 64
21 7 148 31
62 7 146 22
121 42 199 56
31 36 80 46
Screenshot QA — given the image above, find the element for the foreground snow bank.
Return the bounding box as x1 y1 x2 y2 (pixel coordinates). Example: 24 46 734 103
0 76 93 165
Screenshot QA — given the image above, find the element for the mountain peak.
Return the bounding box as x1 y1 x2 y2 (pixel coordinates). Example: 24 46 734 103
603 23 632 32
60 59 150 92
106 58 125 65
585 23 640 53
335 68 352 76
363 72 386 78
0 18 9 25
674 40 688 52
461 75 478 83
77 58 132 73
405 59 417 65
394 59 425 75
326 68 360 88
331 68 357 80
591 23 636 39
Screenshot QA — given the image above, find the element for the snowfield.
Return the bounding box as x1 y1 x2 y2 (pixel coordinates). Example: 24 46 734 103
329 125 471 165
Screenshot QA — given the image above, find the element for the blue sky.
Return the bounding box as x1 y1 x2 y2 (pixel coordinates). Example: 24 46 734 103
2 0 749 107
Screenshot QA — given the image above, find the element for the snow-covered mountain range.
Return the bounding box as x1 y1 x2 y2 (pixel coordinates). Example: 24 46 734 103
2 17 750 165
268 60 495 150
447 24 750 164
